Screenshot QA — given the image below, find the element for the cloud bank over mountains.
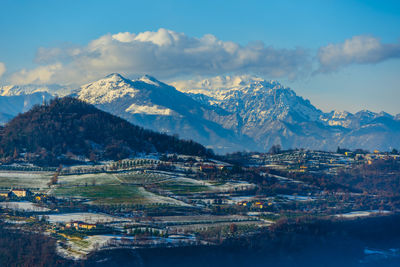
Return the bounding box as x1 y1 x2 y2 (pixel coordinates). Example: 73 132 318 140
4 29 400 86
318 35 400 72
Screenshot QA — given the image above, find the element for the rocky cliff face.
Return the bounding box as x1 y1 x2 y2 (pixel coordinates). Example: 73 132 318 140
175 75 400 152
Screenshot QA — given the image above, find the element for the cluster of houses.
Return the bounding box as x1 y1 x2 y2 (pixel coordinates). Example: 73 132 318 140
247 149 400 174
0 188 32 198
199 163 233 172
64 221 97 230
237 200 271 209
356 152 400 165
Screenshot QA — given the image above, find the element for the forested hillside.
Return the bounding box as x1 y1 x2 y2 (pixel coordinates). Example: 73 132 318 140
0 97 212 165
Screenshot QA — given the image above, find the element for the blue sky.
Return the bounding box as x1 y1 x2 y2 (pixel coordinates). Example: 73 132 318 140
0 0 399 113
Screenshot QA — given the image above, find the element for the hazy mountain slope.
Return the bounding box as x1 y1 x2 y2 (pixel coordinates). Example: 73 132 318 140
0 112 13 125
0 92 53 118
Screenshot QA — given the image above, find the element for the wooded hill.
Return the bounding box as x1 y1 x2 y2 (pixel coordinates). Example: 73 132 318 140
0 97 213 165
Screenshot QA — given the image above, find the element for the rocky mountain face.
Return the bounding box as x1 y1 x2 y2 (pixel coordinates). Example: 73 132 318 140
1 74 399 153
175 75 400 152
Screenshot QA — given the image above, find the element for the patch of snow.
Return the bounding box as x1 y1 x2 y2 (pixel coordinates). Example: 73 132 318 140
138 75 162 87
0 201 50 212
335 210 391 218
278 194 315 201
47 212 128 224
126 103 173 116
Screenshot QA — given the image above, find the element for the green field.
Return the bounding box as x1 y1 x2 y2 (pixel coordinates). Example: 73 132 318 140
0 170 214 206
53 185 148 204
58 173 119 187
52 183 189 206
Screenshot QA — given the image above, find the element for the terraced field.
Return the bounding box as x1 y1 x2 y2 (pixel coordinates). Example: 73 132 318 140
58 173 118 186
0 171 52 190
53 184 185 205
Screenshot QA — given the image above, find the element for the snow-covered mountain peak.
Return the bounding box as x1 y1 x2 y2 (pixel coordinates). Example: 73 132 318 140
320 110 355 128
172 75 322 126
376 111 393 118
75 73 199 118
331 110 352 119
104 73 128 82
172 75 289 103
356 109 376 116
173 75 283 91
77 73 139 104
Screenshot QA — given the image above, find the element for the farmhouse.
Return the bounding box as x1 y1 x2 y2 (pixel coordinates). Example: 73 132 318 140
65 221 97 230
11 189 31 198
78 222 96 230
237 201 250 207
200 165 216 172
0 190 11 198
254 201 264 209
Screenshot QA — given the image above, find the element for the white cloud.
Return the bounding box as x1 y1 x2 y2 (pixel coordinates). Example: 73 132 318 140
318 35 400 72
9 28 310 85
0 62 6 78
10 63 62 85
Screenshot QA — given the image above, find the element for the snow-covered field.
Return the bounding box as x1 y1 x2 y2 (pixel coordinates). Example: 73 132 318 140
0 171 51 189
58 173 119 186
0 201 50 212
137 187 190 206
226 195 258 204
335 210 391 218
211 181 256 193
278 194 316 201
172 177 255 193
152 214 251 224
47 212 129 224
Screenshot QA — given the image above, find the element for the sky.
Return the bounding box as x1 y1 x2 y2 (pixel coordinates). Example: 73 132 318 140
0 0 399 114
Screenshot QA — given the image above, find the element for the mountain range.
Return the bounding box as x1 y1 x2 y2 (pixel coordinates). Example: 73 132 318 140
1 74 399 153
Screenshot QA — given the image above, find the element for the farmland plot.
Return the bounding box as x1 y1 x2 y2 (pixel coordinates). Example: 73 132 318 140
0 171 52 189
57 173 119 186
52 184 189 206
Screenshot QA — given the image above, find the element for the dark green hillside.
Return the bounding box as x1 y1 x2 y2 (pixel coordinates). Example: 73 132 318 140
0 97 212 165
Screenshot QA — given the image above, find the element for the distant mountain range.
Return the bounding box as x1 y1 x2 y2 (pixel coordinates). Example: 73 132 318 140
1 74 399 153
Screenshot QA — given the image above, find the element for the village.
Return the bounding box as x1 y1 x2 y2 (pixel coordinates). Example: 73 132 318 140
236 148 400 174
0 149 399 260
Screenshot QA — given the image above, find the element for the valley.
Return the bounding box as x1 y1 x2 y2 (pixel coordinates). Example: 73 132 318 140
1 148 399 261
